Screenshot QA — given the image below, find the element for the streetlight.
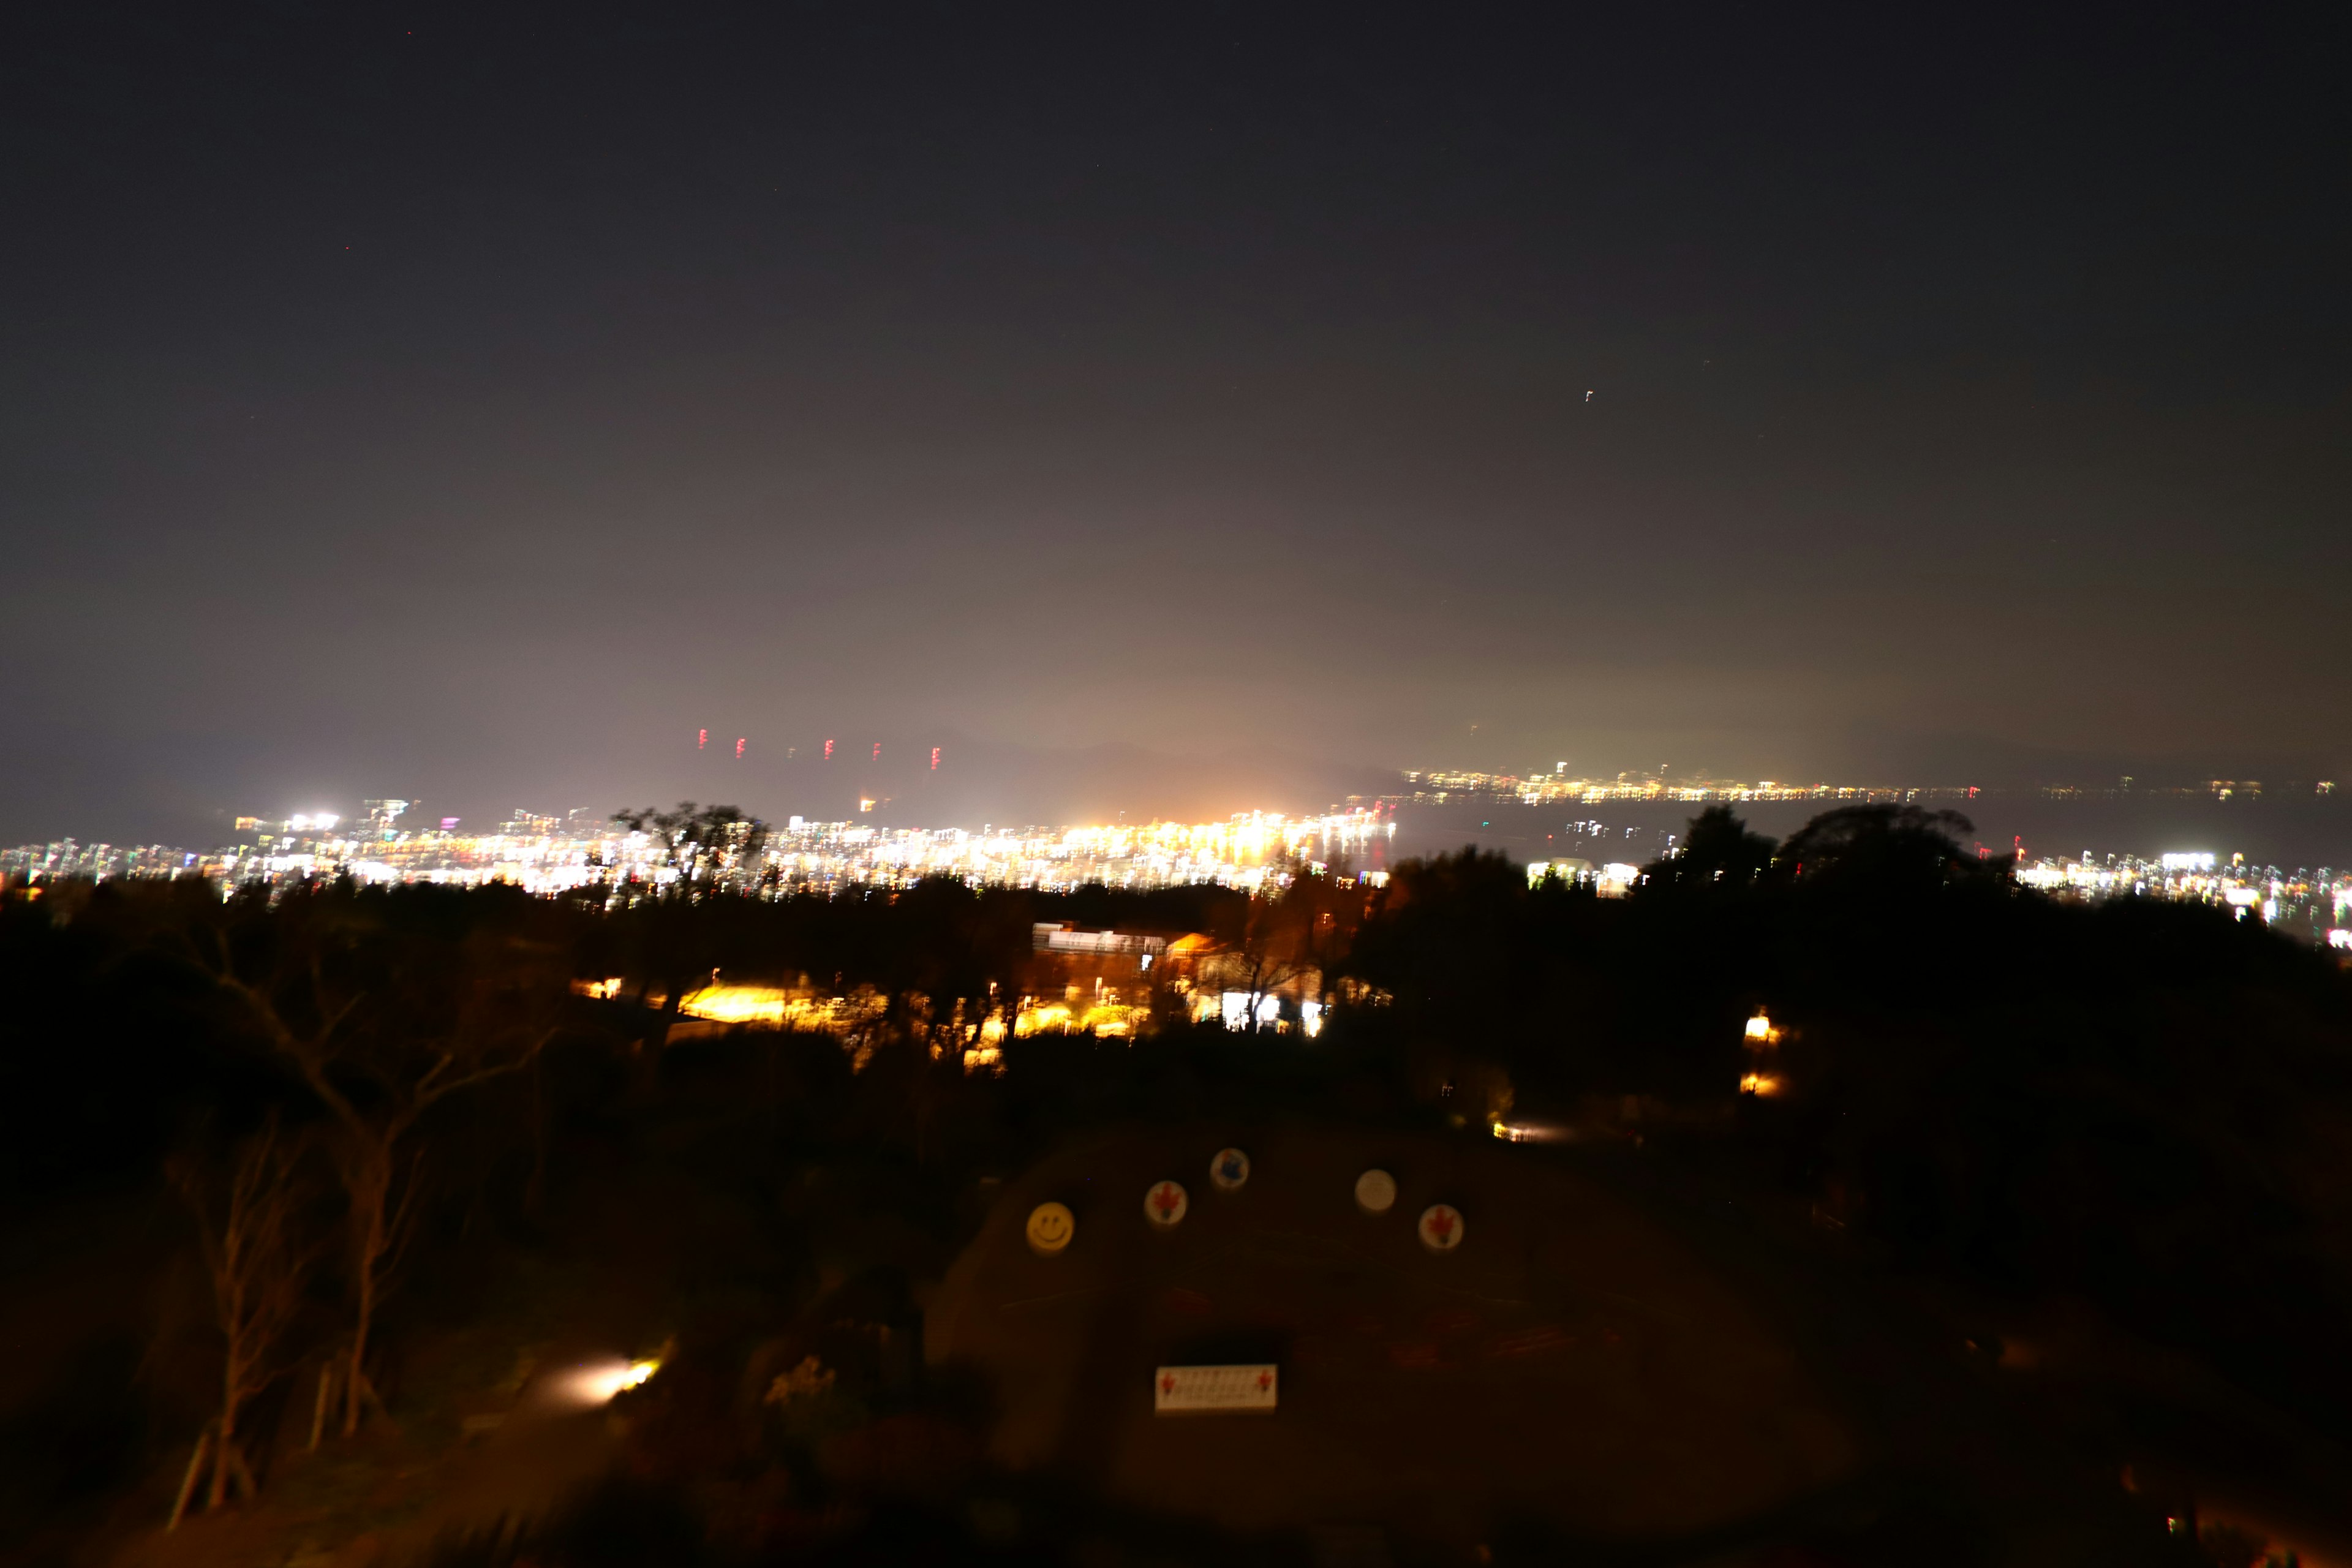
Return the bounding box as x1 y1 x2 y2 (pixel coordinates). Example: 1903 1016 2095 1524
1740 1009 1784 1096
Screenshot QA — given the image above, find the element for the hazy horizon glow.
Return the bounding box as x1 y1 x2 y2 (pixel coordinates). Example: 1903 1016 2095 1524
5 9 2346 844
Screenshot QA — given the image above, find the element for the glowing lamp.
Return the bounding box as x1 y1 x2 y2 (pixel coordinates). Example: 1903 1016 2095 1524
551 1355 663 1408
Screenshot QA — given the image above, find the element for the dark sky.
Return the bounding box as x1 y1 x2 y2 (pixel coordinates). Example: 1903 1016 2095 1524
6 4 2348 841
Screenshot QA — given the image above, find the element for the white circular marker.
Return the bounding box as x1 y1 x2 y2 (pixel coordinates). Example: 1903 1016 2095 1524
1144 1180 1189 1227
1418 1203 1464 1251
1354 1168 1397 1213
1210 1148 1250 1192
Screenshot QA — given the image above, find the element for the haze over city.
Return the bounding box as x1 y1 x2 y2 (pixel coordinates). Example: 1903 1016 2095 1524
6 8 2346 846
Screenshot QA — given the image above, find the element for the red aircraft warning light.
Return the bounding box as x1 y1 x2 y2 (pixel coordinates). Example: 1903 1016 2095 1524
930 747 940 771
824 739 834 761
735 737 745 759
698 729 707 750
872 742 881 762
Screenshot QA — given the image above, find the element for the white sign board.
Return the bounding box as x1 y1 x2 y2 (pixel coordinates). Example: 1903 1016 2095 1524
1154 1363 1278 1414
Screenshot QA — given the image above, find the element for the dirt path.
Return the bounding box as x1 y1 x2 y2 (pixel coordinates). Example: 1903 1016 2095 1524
105 1403 620 1568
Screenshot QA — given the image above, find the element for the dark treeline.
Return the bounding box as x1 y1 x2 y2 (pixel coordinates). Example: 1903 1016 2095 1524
3 802 2349 1561
1354 806 2352 1445
0 870 1341 1559
2 872 1262 1196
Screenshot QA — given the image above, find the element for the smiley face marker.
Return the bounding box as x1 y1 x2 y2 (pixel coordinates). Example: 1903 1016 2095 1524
1026 1201 1076 1254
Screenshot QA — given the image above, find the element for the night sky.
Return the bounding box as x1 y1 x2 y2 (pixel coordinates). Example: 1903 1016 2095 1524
6 6 2347 841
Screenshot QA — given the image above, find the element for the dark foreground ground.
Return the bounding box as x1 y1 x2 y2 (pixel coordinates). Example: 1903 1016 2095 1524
32 1108 2342 1568
930 1120 2352 1566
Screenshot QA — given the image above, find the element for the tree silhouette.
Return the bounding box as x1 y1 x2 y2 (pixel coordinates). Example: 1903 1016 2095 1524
1774 803 2004 891
1344 846 1536 1110
612 802 769 891
1222 864 1368 1029
168 1112 318 1518
609 804 773 1046
1637 804 1777 894
204 889 564 1436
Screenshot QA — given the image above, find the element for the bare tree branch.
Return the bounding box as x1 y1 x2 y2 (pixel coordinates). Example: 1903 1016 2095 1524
194 894 565 1438
172 1114 317 1513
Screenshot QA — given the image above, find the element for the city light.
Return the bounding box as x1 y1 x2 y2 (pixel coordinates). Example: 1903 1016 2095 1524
2 805 1399 902
7 779 2344 949
1403 768 1975 807
2013 851 2346 942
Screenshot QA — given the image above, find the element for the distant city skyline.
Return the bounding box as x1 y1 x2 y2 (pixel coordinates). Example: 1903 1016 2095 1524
12 765 2350 949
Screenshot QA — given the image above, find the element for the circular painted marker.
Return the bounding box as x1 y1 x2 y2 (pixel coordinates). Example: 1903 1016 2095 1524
1354 1168 1397 1213
1025 1202 1076 1254
1209 1148 1251 1192
1144 1180 1189 1227
1418 1203 1464 1251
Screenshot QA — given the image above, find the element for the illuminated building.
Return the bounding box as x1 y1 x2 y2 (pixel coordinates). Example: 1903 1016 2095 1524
1739 1009 1785 1096
1402 767 1983 807
2015 851 2347 944
5 797 1396 908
